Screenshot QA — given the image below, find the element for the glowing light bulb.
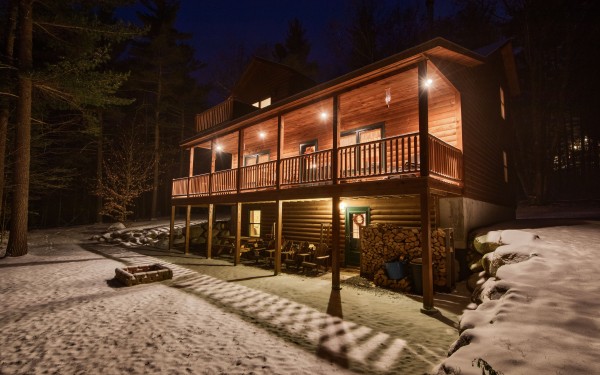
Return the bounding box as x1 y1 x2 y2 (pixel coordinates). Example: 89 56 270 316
320 112 328 120
259 131 266 139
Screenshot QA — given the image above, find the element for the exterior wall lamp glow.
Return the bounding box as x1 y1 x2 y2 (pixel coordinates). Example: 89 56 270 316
385 88 391 107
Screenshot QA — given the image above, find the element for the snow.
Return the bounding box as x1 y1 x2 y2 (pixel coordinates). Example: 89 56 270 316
2 217 599 374
436 220 600 375
0 223 464 374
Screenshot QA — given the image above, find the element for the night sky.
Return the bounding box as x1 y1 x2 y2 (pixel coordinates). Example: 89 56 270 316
120 0 458 85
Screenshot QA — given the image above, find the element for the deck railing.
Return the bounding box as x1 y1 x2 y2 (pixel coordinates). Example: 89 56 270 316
172 177 189 197
429 135 463 181
281 149 332 186
189 174 210 196
338 132 420 180
173 133 462 197
240 160 277 190
195 98 233 132
211 169 237 194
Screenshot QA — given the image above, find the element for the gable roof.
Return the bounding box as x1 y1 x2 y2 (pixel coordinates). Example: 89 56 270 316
231 56 316 104
182 37 498 147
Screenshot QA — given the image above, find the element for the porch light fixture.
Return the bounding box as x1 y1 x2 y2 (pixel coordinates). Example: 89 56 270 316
320 111 328 120
339 202 346 211
259 131 266 139
423 78 433 88
385 88 391 107
215 144 223 152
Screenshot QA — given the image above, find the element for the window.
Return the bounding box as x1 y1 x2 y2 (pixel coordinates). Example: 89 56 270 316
244 151 269 166
249 210 261 237
300 140 318 155
503 151 508 183
341 123 384 144
500 86 506 120
252 97 272 109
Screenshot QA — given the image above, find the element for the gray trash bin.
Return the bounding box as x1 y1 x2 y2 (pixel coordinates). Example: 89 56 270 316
409 258 423 295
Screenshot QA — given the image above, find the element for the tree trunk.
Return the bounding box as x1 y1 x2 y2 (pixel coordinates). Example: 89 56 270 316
96 110 103 223
151 65 162 220
0 0 18 232
7 0 33 257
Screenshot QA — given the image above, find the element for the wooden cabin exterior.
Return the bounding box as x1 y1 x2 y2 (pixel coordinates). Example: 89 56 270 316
169 38 519 311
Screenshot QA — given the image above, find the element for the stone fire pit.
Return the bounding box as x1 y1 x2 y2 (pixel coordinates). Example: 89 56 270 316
115 264 173 286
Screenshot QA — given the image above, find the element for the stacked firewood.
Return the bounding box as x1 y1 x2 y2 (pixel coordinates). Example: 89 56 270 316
373 268 412 291
360 224 451 291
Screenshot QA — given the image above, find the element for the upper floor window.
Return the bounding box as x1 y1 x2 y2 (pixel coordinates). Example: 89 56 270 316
500 86 506 120
252 97 271 109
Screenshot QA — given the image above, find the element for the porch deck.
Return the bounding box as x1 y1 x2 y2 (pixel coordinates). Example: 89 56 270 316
172 133 462 198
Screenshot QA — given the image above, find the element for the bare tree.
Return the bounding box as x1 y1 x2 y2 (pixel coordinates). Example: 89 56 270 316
95 124 155 223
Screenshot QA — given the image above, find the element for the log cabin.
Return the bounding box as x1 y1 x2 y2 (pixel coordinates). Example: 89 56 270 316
169 37 519 311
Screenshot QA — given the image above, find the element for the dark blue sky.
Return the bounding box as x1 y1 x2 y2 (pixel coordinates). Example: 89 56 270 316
173 0 457 66
119 0 458 87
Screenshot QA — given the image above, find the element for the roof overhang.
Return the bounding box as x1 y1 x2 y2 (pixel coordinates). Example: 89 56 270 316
181 37 485 148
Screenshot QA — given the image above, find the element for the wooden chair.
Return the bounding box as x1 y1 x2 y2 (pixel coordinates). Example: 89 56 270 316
302 243 330 274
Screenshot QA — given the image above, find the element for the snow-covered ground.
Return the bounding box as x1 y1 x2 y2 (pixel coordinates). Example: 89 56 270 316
0 223 464 374
1 217 599 374
436 219 600 375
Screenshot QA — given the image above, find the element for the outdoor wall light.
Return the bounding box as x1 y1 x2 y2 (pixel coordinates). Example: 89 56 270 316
385 88 391 107
424 78 433 88
339 202 346 211
320 111 328 120
216 145 223 152
259 131 266 139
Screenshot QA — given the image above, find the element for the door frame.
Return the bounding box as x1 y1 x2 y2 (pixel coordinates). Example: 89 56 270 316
344 206 370 267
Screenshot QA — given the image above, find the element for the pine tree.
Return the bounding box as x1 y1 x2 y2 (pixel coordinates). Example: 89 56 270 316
4 0 138 256
125 0 202 219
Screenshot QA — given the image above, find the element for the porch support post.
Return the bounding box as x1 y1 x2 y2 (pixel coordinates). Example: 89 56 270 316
168 205 175 252
209 139 216 194
237 129 243 193
332 96 339 184
234 202 242 266
274 199 283 275
276 115 283 190
418 59 430 176
189 147 195 176
188 147 194 196
420 186 437 314
207 203 214 259
331 194 341 290
184 205 191 255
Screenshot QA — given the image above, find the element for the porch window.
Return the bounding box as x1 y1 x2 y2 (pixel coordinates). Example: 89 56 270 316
249 210 261 237
340 123 384 175
244 151 270 166
300 140 317 154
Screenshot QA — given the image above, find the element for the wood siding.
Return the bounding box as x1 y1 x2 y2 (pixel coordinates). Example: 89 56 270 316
437 57 514 206
281 98 334 158
339 65 461 149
